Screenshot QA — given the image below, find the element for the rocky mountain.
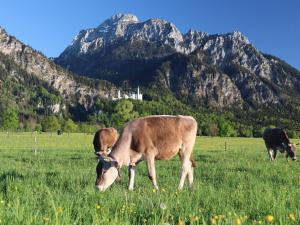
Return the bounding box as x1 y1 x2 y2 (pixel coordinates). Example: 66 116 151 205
0 27 116 117
55 13 300 109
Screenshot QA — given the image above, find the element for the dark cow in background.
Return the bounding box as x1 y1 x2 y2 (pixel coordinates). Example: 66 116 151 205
263 128 298 161
93 128 118 156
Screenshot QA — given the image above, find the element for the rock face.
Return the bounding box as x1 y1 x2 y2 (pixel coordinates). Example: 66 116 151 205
0 27 115 112
55 13 300 109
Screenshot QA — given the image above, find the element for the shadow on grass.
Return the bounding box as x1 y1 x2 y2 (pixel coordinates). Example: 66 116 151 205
0 170 24 196
0 170 24 182
194 154 218 164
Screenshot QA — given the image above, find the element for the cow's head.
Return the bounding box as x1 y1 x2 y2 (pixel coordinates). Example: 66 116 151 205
95 155 120 191
286 143 299 161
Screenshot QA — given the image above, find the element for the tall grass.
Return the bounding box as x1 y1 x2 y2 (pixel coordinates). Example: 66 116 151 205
0 133 299 224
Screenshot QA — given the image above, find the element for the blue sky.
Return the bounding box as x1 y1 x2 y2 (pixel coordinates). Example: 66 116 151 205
1 0 299 69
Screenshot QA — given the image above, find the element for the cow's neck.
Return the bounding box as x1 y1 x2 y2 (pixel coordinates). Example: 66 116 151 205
110 147 131 167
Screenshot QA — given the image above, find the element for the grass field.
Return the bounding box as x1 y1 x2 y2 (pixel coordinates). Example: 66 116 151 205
0 132 300 225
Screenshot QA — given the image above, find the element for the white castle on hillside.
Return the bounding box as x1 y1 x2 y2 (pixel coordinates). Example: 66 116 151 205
112 87 143 101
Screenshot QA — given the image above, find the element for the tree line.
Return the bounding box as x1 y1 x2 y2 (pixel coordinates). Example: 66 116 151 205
1 98 300 138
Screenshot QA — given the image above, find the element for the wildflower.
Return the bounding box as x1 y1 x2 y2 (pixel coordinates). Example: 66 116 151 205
178 219 184 225
160 203 167 210
152 188 157 193
42 216 49 223
96 204 101 210
289 213 296 221
56 207 63 214
210 218 217 225
265 215 274 223
235 218 242 225
212 215 218 220
219 214 225 220
0 200 4 204
191 216 199 222
258 220 262 224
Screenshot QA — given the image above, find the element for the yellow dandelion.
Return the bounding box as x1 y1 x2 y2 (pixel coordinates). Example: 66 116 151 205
152 188 157 193
190 216 199 222
213 215 219 220
258 220 262 224
235 218 242 225
96 204 101 210
42 216 49 223
210 218 217 225
178 218 184 225
265 215 274 223
56 207 63 214
289 213 296 221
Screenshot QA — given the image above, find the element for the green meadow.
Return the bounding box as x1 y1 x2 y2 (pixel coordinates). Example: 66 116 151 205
0 132 299 225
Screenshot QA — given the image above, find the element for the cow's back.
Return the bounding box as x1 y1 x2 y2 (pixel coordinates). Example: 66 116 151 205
128 115 197 159
263 128 289 148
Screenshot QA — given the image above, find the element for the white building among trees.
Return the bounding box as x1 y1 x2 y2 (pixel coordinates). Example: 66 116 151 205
112 87 143 101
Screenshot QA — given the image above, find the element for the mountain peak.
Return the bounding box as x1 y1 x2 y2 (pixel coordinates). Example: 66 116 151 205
98 13 139 28
228 31 250 44
110 13 139 23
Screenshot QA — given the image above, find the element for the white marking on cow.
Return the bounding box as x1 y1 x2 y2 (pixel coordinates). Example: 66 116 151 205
128 167 135 191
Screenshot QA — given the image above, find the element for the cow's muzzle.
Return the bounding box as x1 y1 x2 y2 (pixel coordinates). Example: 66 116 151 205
95 185 106 192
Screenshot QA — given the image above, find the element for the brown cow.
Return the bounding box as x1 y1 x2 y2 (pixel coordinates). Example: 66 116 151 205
95 115 197 191
93 128 118 156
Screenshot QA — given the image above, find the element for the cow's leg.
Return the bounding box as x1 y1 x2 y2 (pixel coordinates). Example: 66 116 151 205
179 139 196 190
178 151 194 189
128 164 136 191
187 163 194 188
127 154 143 190
267 148 274 161
145 155 159 190
273 149 278 160
178 154 192 190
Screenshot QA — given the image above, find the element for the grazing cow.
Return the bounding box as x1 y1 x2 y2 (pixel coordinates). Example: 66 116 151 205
95 115 197 191
93 128 118 156
262 128 298 161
